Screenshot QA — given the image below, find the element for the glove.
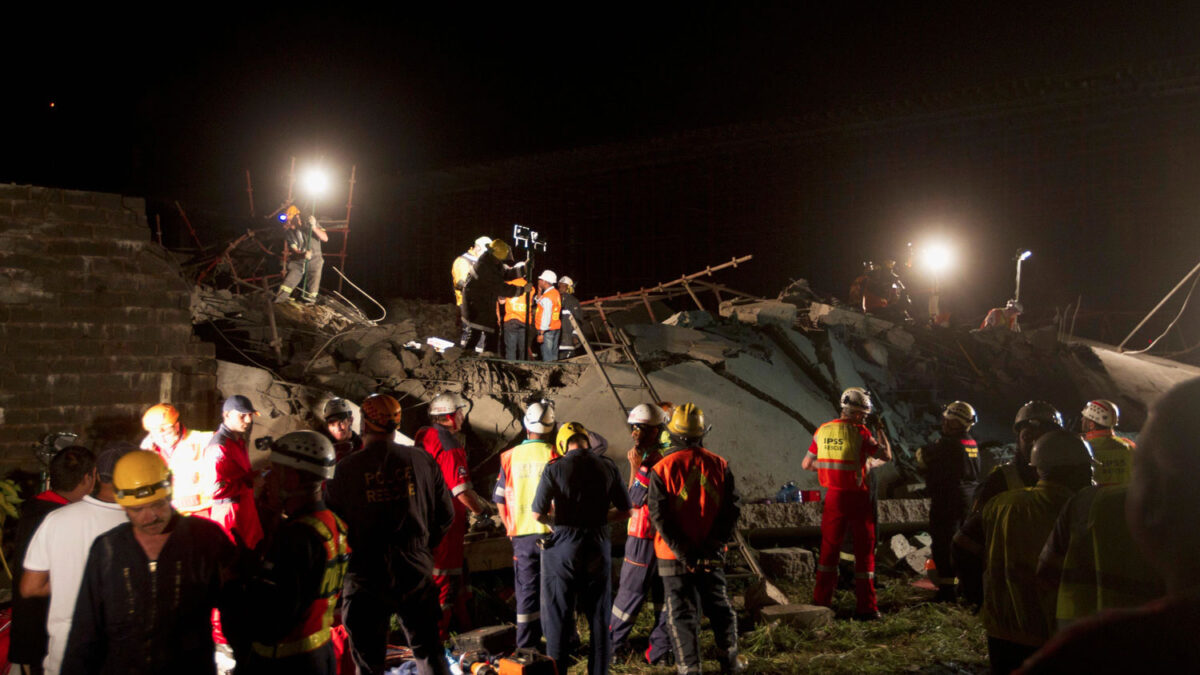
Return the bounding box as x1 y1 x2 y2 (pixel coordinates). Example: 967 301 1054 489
512 260 526 269
308 215 319 228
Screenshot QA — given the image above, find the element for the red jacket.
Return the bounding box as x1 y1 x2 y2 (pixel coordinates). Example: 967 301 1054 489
209 425 264 550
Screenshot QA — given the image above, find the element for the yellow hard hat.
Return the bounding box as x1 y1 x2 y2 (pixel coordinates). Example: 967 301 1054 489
142 404 179 431
489 239 513 262
667 403 707 437
361 393 402 432
555 422 590 456
112 451 173 507
286 205 301 221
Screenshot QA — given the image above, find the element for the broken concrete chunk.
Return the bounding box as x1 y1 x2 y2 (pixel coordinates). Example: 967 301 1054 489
399 348 421 371
310 373 377 402
442 346 465 363
453 625 516 655
466 395 519 439
359 346 404 380
889 533 915 560
392 379 427 402
758 603 834 630
662 310 714 328
739 503 823 530
307 354 338 375
912 531 932 547
904 546 932 575
860 340 888 368
333 338 364 362
718 300 798 327
758 547 815 581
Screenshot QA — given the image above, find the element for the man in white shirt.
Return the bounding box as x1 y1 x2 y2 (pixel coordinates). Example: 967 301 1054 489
21 442 136 675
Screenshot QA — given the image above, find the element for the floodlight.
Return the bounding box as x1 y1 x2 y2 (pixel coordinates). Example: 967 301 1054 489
301 167 330 197
920 241 954 276
1016 249 1032 262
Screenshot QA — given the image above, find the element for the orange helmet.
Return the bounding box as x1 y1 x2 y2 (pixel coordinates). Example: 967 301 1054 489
142 404 180 431
361 394 402 432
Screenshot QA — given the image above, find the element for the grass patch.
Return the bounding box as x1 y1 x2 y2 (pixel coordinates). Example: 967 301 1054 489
597 573 988 674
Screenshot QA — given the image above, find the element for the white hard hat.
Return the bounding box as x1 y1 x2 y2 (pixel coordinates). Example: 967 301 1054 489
323 397 354 421
943 401 978 430
539 270 558 284
429 392 467 417
474 236 493 248
524 400 556 434
271 430 337 480
840 387 872 414
1081 399 1119 428
558 276 574 287
627 403 669 426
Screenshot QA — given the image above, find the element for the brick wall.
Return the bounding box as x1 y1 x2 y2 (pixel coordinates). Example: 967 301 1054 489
0 184 217 468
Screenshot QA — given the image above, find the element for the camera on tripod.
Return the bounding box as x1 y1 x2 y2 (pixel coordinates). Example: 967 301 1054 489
512 224 547 252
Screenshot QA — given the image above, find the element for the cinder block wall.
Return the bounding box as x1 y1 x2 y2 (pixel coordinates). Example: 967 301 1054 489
0 184 217 469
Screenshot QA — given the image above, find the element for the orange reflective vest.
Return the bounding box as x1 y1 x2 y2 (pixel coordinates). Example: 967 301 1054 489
1085 430 1136 486
651 446 728 561
503 280 533 324
627 466 654 539
497 440 555 537
252 508 350 659
810 419 877 491
143 427 217 517
535 287 562 331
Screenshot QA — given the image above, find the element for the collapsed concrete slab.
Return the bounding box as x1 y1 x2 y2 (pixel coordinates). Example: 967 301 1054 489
758 604 834 630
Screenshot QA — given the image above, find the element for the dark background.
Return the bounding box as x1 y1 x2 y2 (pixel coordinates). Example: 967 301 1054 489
5 4 1200 353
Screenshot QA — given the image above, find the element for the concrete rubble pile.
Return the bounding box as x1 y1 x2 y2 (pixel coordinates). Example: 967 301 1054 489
195 274 1200 515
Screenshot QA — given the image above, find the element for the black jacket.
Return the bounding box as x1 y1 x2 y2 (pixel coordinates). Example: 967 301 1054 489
325 440 455 593
461 255 522 330
62 515 236 675
9 492 68 665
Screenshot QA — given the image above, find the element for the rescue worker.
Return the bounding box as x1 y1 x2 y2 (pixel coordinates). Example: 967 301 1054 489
532 423 631 674
492 399 557 649
535 269 562 362
10 446 95 675
648 403 744 674
22 442 135 675
140 403 218 519
208 395 264 551
848 261 873 310
610 404 674 664
452 236 492 307
320 397 362 462
915 401 980 602
223 431 348 675
325 394 454 675
62 450 236 675
1035 484 1164 631
501 278 535 361
1079 399 1135 486
954 400 1062 607
803 387 892 619
557 275 582 359
414 393 491 640
955 431 1095 674
276 205 328 304
1018 378 1200 672
980 299 1023 332
460 240 524 353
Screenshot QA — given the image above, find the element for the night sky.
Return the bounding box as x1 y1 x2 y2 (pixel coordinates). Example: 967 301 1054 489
6 4 1200 350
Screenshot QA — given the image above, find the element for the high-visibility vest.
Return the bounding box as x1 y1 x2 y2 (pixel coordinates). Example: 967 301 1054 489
535 287 562 331
1085 431 1135 486
981 480 1075 646
452 253 477 306
812 419 873 491
999 463 1028 492
651 446 728 561
1055 485 1163 628
252 509 350 659
144 427 217 516
627 466 654 539
498 440 554 537
503 282 532 324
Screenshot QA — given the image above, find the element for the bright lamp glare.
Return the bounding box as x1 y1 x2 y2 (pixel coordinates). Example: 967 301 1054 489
920 242 954 275
301 168 330 197
1017 249 1032 262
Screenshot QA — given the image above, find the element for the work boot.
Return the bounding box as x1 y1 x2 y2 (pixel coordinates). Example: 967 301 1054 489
852 611 883 621
933 585 958 603
720 653 748 674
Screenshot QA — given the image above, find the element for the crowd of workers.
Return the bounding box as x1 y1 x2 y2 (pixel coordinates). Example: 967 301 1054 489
5 327 1192 674
453 236 581 361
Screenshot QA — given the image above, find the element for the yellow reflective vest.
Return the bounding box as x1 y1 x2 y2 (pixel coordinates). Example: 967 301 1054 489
1086 431 1136 486
497 440 554 537
1054 485 1164 628
981 480 1076 647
